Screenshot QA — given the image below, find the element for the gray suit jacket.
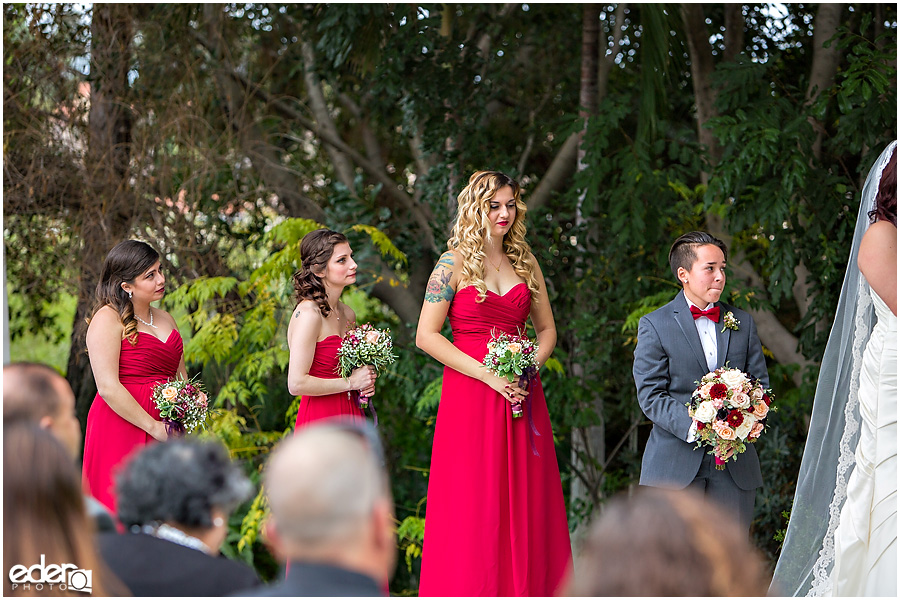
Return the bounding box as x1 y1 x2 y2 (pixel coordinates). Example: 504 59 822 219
633 291 769 490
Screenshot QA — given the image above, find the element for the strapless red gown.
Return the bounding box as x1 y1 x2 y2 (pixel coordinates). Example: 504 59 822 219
294 335 364 430
82 329 184 513
419 283 571 596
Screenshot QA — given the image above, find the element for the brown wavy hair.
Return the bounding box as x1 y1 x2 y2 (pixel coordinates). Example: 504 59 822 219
447 171 539 302
3 425 125 596
292 229 349 316
869 146 896 226
90 240 160 346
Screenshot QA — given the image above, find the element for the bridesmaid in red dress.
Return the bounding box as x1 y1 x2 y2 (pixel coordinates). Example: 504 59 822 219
416 171 571 596
82 240 185 513
287 229 377 430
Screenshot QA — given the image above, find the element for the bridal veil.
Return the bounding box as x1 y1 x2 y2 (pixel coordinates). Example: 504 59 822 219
769 140 897 597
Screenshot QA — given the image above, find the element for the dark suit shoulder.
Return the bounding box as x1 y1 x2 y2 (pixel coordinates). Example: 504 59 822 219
640 293 682 324
237 562 382 597
98 532 259 596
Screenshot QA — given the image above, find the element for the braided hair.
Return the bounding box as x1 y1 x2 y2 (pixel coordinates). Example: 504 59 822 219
292 229 349 316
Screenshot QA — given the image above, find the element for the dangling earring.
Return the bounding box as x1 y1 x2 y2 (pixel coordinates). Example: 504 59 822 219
128 291 133 299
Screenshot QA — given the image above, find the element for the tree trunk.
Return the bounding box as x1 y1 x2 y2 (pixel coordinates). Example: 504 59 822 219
68 3 137 426
723 4 743 62
806 3 843 161
301 41 357 191
681 4 720 175
570 4 612 537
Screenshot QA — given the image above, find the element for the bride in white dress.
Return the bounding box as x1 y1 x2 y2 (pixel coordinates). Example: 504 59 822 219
771 140 897 597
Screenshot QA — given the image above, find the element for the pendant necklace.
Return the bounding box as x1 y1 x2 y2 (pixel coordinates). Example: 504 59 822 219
135 307 158 329
488 254 503 272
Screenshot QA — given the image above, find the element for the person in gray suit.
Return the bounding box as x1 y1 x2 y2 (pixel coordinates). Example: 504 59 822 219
633 231 769 531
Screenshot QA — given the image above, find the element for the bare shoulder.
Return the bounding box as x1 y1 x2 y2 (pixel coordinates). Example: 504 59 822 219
288 300 323 343
861 220 897 248
293 299 323 319
859 220 897 268
89 305 122 330
86 305 123 344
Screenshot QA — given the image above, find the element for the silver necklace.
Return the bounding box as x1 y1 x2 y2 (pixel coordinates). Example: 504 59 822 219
135 307 158 329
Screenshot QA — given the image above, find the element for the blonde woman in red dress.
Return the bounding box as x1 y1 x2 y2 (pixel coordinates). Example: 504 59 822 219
416 171 571 596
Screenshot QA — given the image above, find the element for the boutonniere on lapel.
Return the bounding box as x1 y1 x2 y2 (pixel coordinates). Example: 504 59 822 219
721 311 740 333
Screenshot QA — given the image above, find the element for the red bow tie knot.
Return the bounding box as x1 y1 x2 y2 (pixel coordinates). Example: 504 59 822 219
690 305 720 322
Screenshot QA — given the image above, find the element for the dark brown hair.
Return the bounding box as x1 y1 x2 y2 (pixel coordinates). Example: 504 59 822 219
668 231 728 280
869 146 896 226
291 229 349 316
90 240 160 346
3 425 122 596
565 487 771 596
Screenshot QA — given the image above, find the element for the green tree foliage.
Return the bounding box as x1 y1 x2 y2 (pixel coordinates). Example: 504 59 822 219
4 3 896 589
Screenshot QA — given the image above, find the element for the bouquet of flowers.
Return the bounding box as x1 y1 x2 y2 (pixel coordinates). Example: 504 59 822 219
336 323 397 409
151 375 211 437
482 330 539 418
687 366 775 469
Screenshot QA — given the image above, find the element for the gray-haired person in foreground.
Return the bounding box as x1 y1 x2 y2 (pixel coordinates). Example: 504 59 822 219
97 440 260 596
243 421 396 597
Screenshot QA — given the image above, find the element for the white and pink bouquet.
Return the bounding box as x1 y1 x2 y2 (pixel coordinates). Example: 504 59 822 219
482 330 539 418
687 366 774 470
336 323 397 409
151 375 211 437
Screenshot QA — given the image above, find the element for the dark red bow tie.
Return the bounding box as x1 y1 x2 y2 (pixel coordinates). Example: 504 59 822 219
690 305 720 322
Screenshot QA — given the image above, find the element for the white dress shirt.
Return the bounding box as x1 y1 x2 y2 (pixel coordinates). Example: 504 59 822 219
687 298 718 372
686 297 718 443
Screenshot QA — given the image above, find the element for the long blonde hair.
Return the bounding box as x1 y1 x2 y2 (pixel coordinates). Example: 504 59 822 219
447 171 539 302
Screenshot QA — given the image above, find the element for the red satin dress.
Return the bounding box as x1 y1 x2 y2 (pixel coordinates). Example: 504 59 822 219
82 329 184 513
419 283 572 596
294 335 364 431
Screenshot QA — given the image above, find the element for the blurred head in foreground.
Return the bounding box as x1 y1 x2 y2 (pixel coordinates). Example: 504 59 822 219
565 487 771 596
3 425 120 596
3 362 81 457
264 421 396 587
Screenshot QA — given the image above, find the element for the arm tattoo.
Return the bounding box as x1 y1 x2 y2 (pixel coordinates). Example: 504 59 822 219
425 257 455 303
437 251 455 270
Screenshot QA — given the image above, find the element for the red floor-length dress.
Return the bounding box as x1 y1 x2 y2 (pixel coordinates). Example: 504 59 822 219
82 330 184 513
419 283 572 596
294 335 364 430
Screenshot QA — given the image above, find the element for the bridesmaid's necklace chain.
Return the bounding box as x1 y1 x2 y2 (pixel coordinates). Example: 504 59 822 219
135 307 157 329
488 254 503 272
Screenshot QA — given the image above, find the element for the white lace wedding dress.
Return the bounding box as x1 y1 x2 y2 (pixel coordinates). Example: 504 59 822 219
829 291 897 597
